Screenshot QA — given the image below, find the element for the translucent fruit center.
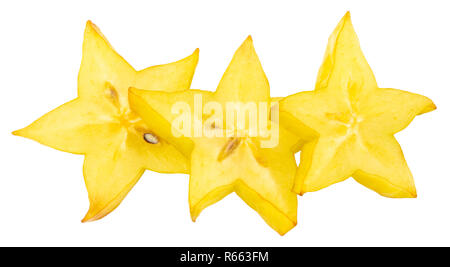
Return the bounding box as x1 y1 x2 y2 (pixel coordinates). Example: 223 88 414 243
105 83 159 144
327 111 363 136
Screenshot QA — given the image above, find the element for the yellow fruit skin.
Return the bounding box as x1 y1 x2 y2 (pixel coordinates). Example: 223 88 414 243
279 12 436 197
13 21 199 222
130 37 299 235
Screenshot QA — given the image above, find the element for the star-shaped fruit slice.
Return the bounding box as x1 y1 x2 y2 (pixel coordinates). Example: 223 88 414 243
279 12 436 197
13 21 199 221
129 37 300 235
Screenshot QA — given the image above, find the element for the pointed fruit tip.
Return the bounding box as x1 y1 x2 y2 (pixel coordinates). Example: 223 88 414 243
86 20 95 30
191 48 200 61
276 220 297 236
81 211 96 223
190 207 199 222
293 183 304 196
12 128 27 137
430 102 437 111
342 11 352 24
238 35 255 52
81 205 103 223
243 35 254 47
85 20 102 36
333 11 355 38
419 99 437 115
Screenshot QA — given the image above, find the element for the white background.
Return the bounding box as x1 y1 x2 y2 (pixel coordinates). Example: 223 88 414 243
1 0 449 246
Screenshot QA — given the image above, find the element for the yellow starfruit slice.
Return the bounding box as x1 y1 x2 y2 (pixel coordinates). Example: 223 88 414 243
13 21 199 222
279 12 436 198
129 36 299 235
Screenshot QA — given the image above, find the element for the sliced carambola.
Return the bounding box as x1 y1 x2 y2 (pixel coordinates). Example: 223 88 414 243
13 21 199 221
129 37 299 235
279 12 435 197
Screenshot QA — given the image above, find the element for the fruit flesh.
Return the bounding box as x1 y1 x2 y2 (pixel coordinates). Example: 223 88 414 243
279 12 436 197
13 21 199 221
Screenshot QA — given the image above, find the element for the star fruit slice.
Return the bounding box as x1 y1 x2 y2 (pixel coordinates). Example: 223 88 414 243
279 12 436 197
13 21 199 222
129 36 300 235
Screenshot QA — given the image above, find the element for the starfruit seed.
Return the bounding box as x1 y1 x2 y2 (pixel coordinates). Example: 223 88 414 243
217 137 241 161
143 133 159 144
